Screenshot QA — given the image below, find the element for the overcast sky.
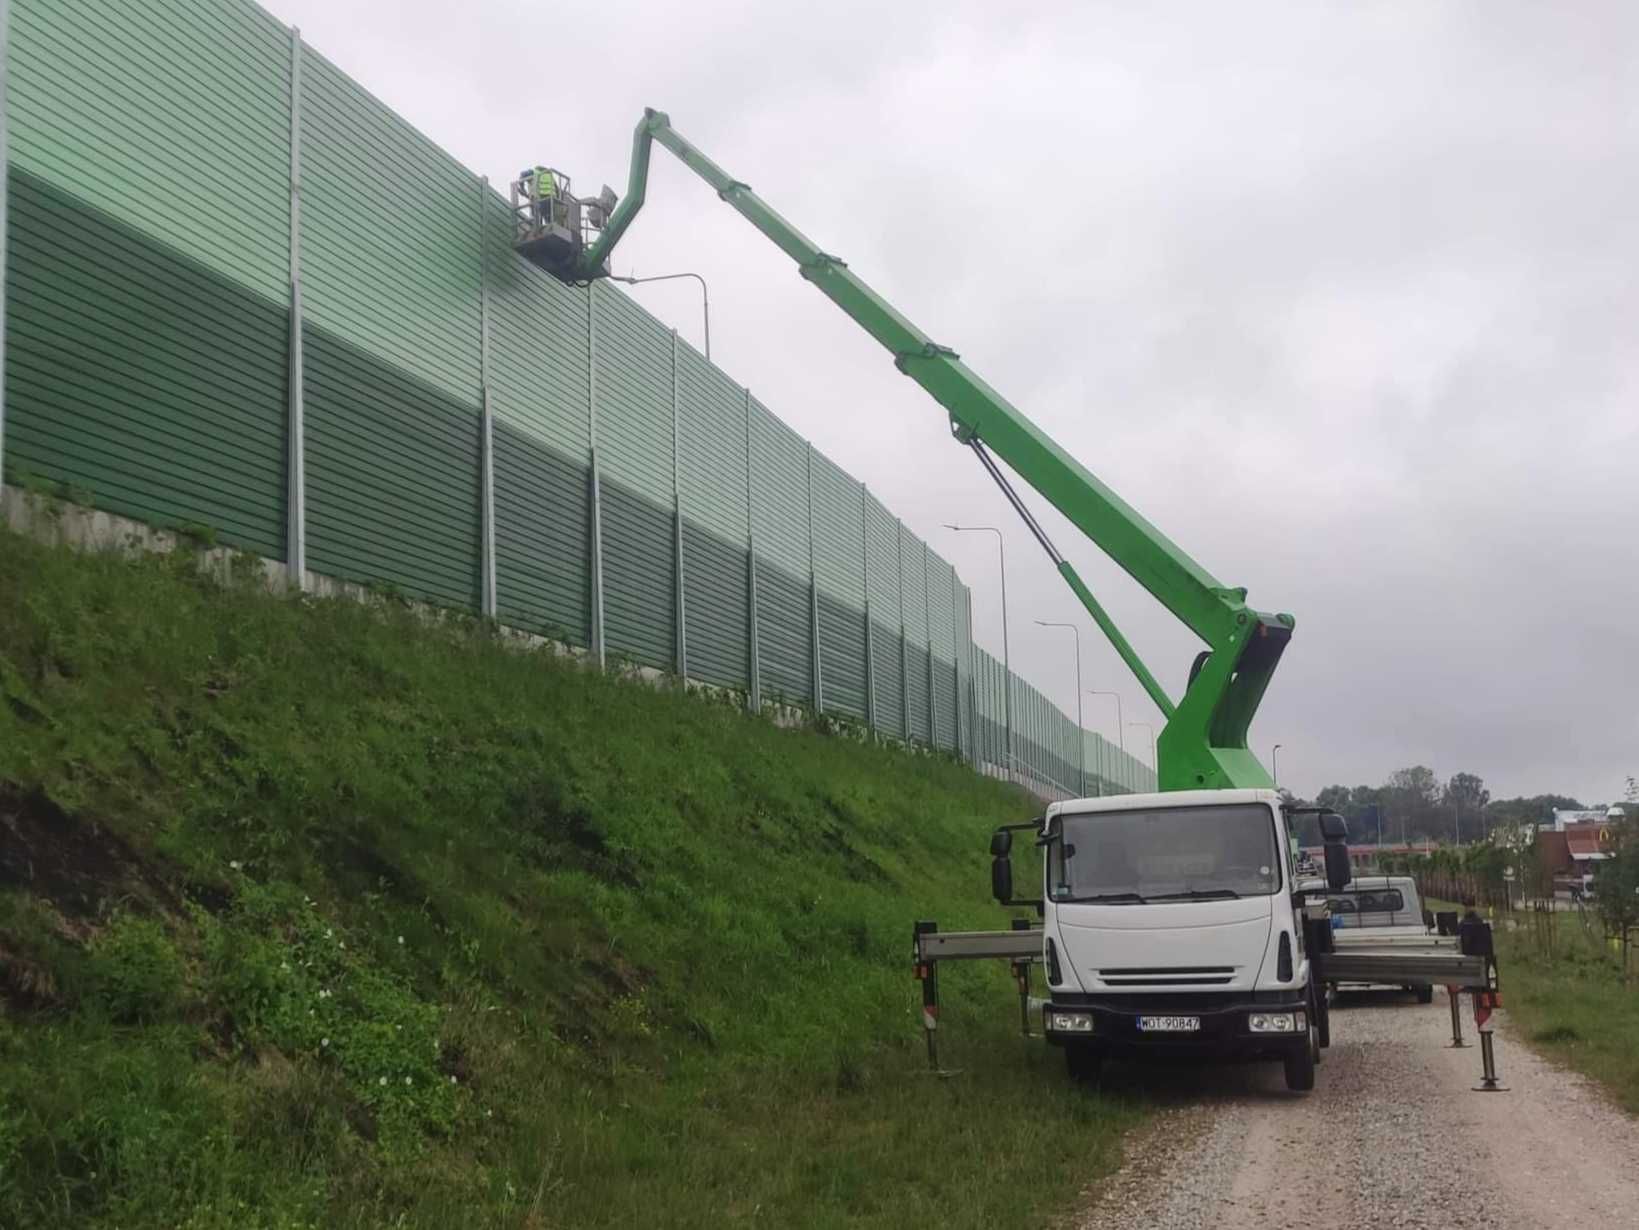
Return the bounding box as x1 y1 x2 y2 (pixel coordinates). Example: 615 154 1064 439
262 0 1637 805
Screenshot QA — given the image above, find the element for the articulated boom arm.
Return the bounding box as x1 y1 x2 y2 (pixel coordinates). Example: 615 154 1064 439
572 109 1294 791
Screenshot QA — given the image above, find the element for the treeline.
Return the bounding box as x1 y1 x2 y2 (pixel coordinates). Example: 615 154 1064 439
1297 765 1589 846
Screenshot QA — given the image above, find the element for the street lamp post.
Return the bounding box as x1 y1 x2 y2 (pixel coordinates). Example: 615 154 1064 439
1087 690 1124 796
946 525 1012 783
609 271 712 361
1036 621 1083 797
1127 721 1156 785
1272 743 1283 788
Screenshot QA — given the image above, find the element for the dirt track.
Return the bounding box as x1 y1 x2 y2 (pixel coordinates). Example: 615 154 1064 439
1072 989 1639 1229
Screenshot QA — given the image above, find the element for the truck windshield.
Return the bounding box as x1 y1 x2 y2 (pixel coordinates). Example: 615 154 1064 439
1049 804 1280 903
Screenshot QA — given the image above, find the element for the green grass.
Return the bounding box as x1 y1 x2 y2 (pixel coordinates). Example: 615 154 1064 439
1491 911 1639 1114
0 529 1141 1228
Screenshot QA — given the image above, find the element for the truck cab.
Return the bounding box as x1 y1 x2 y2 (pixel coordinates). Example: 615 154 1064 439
1015 789 1342 1092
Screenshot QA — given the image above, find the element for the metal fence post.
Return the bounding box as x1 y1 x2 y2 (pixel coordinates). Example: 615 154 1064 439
807 444 822 712
283 26 307 589
476 176 496 618
671 329 686 678
587 287 605 666
744 388 760 713
861 481 876 732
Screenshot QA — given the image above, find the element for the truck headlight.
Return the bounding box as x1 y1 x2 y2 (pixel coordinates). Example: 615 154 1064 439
1047 1011 1094 1034
1248 1012 1298 1033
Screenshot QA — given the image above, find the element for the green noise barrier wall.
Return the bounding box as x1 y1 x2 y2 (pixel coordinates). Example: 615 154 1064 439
0 0 1156 797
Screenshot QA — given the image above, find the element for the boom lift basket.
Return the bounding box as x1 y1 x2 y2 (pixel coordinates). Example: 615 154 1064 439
509 167 617 280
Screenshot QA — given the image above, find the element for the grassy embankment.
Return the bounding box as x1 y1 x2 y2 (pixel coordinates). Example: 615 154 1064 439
1488 907 1639 1114
1427 895 1639 1113
0 526 1141 1228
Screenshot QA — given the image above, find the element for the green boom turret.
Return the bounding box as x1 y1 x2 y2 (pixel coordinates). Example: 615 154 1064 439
525 109 1294 791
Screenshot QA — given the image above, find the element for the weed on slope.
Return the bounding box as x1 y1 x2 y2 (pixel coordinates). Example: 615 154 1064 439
0 530 1141 1228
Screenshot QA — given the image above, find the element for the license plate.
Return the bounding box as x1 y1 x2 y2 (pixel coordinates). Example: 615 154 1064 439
1137 1015 1201 1033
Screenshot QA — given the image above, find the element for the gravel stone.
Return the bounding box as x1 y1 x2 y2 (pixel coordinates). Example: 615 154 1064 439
1070 988 1639 1229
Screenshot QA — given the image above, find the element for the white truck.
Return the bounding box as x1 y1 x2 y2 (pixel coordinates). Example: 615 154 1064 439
1029 790 1343 1092
911 792 1498 1093
917 789 1353 1093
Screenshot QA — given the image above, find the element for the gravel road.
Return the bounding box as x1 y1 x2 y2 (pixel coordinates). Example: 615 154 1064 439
1071 989 1639 1229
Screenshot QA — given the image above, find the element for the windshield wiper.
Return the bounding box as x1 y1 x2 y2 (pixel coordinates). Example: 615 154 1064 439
1148 889 1242 901
1072 892 1148 904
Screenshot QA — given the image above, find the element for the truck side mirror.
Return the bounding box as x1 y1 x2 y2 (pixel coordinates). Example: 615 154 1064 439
1318 812 1348 842
1323 842 1351 892
990 829 1013 858
991 852 1014 904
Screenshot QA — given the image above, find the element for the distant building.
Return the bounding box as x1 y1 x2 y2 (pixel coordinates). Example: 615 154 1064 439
1537 810 1619 894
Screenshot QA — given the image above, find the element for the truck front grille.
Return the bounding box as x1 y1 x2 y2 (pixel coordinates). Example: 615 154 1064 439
1097 966 1236 986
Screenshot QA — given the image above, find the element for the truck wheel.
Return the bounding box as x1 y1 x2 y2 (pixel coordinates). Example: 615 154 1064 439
1316 988 1332 1050
1065 1044 1103 1083
1415 985 1434 1005
1284 1033 1316 1092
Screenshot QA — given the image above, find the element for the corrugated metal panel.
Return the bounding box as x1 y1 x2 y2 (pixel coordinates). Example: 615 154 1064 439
749 400 811 702
816 591 867 720
299 44 481 406
602 477 675 670
899 525 931 743
676 342 746 542
592 283 674 670
809 450 865 611
304 323 481 609
592 283 671 500
682 520 748 689
676 343 748 686
492 421 588 643
483 192 589 456
9 0 290 302
5 168 286 555
925 554 958 750
863 494 904 735
747 401 808 573
869 615 904 735
810 452 868 720
951 580 973 760
974 645 1001 770
755 559 811 704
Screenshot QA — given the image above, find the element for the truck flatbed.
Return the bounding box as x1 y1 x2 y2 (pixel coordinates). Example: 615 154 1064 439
1315 945 1489 988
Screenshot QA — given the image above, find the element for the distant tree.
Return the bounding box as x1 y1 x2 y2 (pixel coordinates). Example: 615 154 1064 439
1315 785 1350 814
1592 817 1639 977
1487 794 1586 830
1444 772 1490 813
1384 766 1441 841
1444 772 1491 842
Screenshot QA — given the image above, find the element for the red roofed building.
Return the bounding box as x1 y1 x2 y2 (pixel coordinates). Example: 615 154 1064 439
1540 822 1613 894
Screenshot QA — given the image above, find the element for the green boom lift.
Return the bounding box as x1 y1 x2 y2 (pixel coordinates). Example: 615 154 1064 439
510 109 1294 792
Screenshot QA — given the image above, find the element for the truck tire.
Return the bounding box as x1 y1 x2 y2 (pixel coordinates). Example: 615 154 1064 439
1415 985 1435 1005
1310 984 1328 1058
1284 1032 1316 1092
1065 1044 1103 1083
